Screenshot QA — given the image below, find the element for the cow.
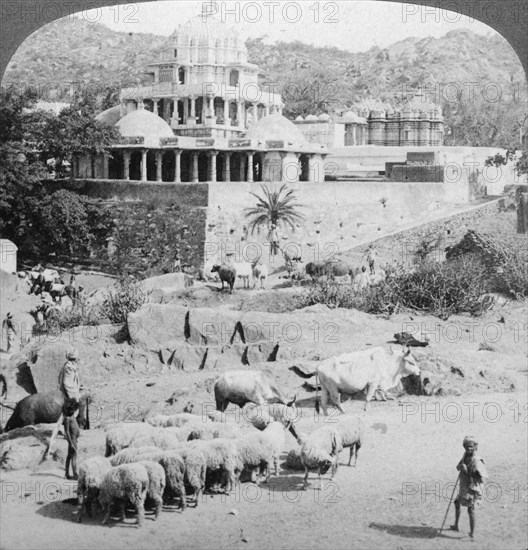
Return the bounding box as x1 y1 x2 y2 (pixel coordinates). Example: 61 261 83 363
211 264 236 293
214 370 297 412
233 261 253 289
291 346 420 413
305 261 326 281
252 261 268 290
197 259 220 283
1 391 91 433
290 260 306 286
324 260 354 279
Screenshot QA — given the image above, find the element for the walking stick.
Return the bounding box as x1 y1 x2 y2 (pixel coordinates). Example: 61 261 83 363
438 473 460 536
41 413 64 462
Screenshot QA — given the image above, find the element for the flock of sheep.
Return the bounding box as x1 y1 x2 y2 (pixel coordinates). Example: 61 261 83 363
76 404 363 527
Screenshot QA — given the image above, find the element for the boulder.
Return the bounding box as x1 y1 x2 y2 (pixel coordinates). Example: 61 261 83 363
25 344 72 393
187 308 242 346
170 343 207 372
0 435 47 469
128 304 188 352
140 273 187 294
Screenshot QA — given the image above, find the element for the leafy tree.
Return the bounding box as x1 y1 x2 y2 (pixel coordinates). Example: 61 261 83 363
35 92 121 178
244 184 305 239
37 189 92 255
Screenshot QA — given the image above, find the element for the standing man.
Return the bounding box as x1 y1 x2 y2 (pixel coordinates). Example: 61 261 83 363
450 435 487 539
365 245 378 275
58 346 81 412
268 224 279 258
2 313 17 353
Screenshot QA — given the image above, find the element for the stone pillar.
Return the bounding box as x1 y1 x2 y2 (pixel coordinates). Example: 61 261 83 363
224 152 231 182
517 192 528 233
237 101 244 128
352 124 357 146
239 155 246 181
308 154 325 183
223 99 230 125
247 152 254 183
281 152 300 183
209 151 218 182
87 153 94 178
190 96 196 117
103 154 109 179
173 98 179 123
208 96 214 118
192 153 199 183
141 150 147 181
264 105 270 117
174 150 181 183
156 151 163 182
153 99 159 116
252 102 258 121
123 151 131 180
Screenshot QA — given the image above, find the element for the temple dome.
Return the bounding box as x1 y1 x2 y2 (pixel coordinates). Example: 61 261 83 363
177 15 238 41
115 109 174 147
96 105 123 126
305 114 318 121
245 113 309 147
318 113 331 121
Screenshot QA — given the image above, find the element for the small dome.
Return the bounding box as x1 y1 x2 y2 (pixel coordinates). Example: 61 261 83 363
96 105 123 126
318 113 331 121
295 115 304 121
115 109 174 148
305 114 318 121
245 113 309 147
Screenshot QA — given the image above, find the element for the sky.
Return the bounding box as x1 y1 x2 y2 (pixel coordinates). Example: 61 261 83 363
82 0 496 53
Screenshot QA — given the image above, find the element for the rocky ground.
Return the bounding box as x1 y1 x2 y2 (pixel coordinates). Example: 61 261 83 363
0 208 527 550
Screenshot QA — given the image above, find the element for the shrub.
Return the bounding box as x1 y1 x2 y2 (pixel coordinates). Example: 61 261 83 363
299 257 492 320
99 276 149 324
32 305 101 336
493 249 528 299
394 255 491 320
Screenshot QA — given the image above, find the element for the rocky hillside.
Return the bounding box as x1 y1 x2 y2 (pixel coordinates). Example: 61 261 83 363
4 17 523 102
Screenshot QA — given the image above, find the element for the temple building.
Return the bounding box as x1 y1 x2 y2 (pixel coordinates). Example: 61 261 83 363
73 15 327 184
294 96 444 148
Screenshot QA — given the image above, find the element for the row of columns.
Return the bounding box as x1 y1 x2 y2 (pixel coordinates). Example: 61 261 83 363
119 150 255 184
126 98 282 127
77 149 325 183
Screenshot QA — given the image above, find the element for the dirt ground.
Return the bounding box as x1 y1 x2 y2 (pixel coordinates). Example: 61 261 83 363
0 387 526 550
0 208 527 550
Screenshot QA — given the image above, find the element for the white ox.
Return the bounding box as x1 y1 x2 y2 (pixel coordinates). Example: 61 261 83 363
232 261 253 289
293 346 420 413
252 261 268 289
214 370 297 412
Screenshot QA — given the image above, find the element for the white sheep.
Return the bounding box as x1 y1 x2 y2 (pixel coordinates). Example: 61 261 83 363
137 460 166 520
243 403 299 439
187 422 242 441
233 430 275 485
110 446 161 467
334 414 363 467
140 450 187 509
120 446 206 510
187 438 239 494
130 426 195 450
145 413 202 428
105 423 157 456
297 426 343 490
76 456 112 523
99 463 150 527
260 421 289 478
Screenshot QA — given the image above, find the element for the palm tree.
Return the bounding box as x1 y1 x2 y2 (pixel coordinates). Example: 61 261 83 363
244 184 305 255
